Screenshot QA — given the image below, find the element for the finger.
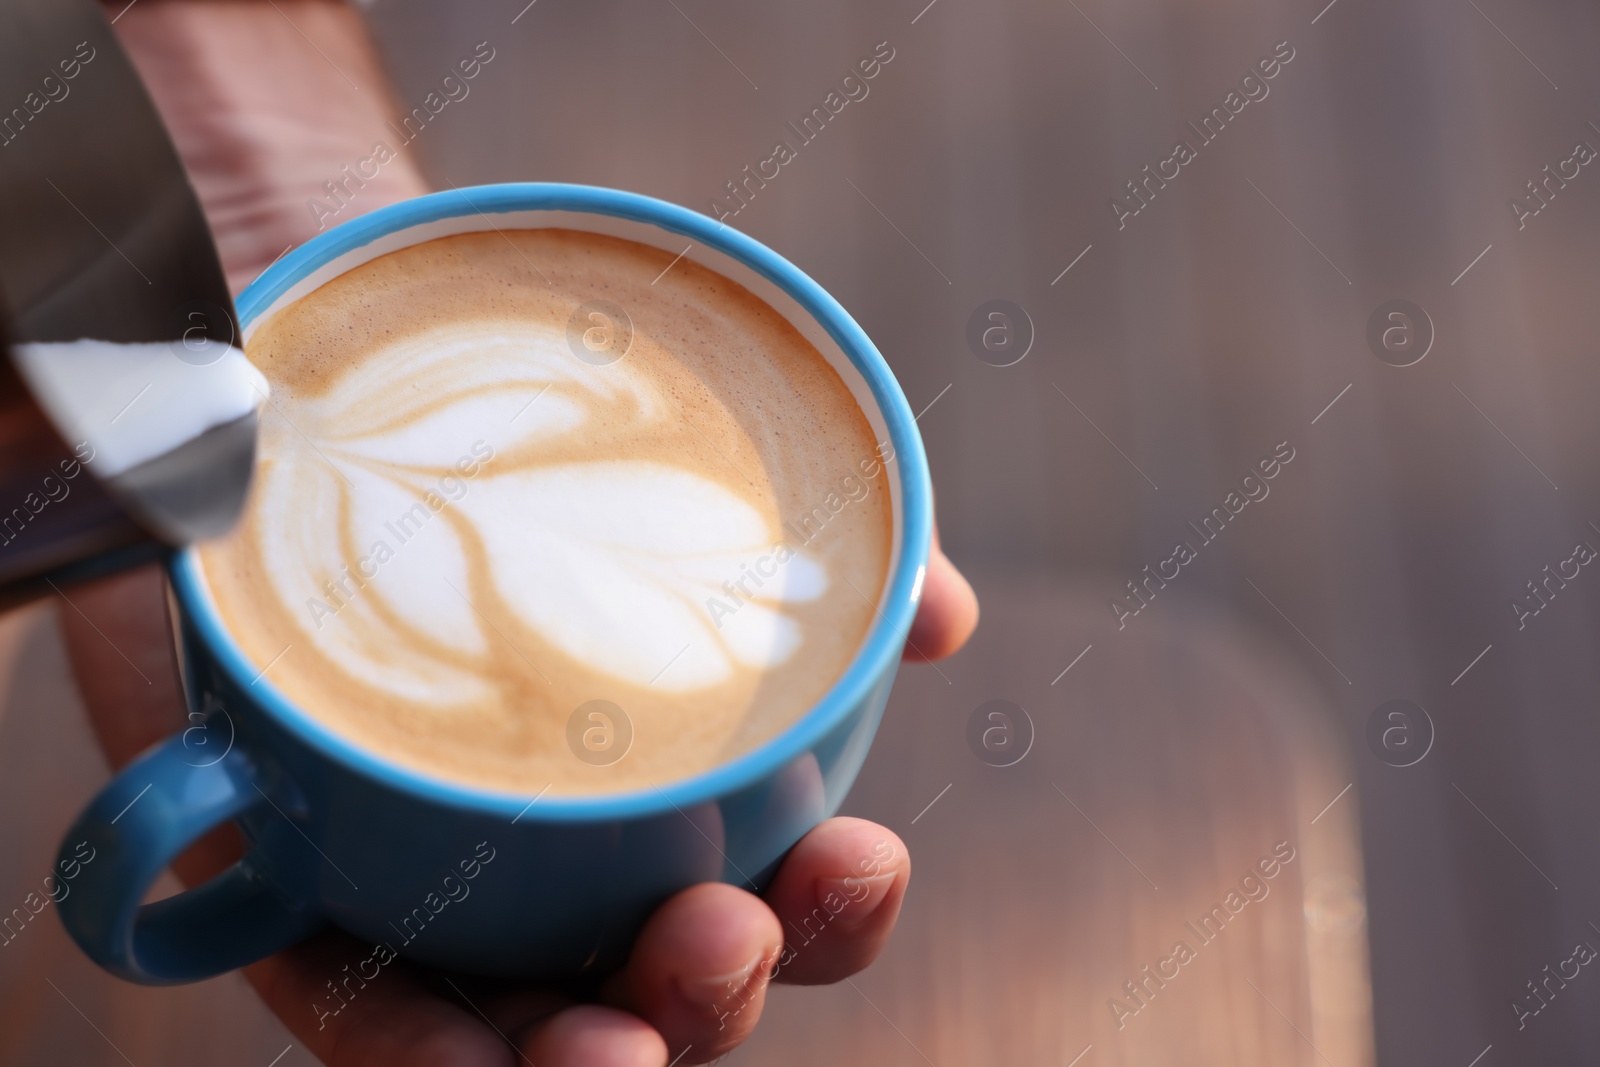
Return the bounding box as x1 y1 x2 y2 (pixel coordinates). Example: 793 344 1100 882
518 1005 666 1067
54 563 186 764
245 931 512 1067
905 527 978 661
462 987 668 1067
606 881 783 1063
55 563 246 884
761 817 909 985
251 930 669 1067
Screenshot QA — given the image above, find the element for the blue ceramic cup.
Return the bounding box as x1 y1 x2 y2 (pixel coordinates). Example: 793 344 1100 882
55 184 931 985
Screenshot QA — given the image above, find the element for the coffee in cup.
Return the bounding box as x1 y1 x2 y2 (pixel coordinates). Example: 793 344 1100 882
198 228 894 795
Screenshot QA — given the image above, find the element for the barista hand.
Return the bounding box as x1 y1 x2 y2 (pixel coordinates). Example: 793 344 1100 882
64 521 974 1067
66 2 979 1064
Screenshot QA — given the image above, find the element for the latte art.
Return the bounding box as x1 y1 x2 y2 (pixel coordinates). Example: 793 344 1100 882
200 229 892 794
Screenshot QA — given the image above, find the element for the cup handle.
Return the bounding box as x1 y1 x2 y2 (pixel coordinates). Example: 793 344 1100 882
56 730 324 984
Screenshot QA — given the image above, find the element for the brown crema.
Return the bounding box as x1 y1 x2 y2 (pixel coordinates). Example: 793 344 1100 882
198 229 892 795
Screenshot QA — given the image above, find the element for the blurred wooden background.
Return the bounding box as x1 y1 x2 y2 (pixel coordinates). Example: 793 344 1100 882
10 0 1600 1061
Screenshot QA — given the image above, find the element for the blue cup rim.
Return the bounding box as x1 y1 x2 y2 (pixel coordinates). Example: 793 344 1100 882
170 182 932 822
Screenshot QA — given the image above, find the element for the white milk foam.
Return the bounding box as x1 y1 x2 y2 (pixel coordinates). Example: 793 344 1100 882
256 322 827 701
14 339 267 476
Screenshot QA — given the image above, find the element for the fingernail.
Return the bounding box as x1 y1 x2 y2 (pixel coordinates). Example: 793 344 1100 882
815 872 898 932
675 949 778 1021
